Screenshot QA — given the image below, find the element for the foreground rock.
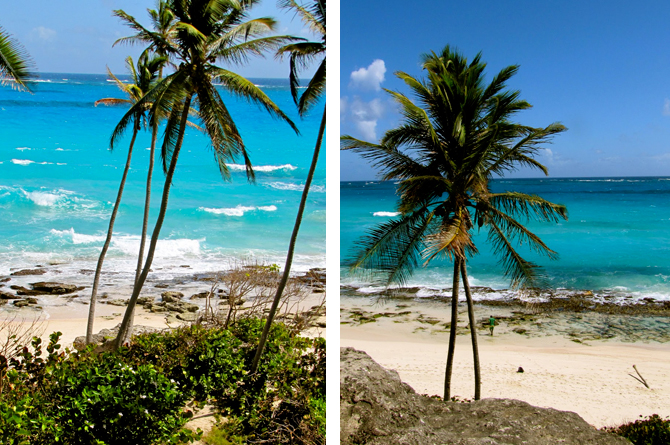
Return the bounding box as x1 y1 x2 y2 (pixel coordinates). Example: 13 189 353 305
340 347 629 445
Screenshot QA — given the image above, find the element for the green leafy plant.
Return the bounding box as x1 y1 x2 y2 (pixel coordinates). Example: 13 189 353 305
604 414 670 445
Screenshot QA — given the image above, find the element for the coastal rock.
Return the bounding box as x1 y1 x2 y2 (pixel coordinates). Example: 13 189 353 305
13 299 31 307
0 291 14 300
176 312 197 322
11 268 47 276
30 282 82 295
0 300 6 306
340 347 630 445
73 324 162 351
190 291 211 299
0 277 10 283
104 299 129 306
161 291 184 302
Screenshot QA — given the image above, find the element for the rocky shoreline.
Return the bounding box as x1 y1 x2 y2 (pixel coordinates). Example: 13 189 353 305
0 266 327 336
341 284 670 344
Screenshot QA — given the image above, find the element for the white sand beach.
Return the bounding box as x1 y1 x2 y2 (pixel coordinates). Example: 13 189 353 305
341 295 670 428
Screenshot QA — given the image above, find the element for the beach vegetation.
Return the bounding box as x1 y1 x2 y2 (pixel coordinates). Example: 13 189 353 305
104 0 299 349
604 414 670 445
251 0 326 373
0 318 325 444
342 45 567 400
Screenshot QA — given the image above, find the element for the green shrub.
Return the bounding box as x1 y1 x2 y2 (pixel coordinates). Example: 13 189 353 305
605 414 670 445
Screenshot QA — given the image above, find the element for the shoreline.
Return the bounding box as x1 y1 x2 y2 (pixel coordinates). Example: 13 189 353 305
341 293 670 428
0 266 327 348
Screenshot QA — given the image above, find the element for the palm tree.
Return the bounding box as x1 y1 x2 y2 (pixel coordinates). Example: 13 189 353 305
86 52 165 344
112 2 177 344
251 0 325 374
111 0 298 348
341 46 568 400
0 26 34 90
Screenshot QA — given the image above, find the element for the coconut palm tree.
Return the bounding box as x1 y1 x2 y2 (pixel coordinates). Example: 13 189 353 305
341 46 568 400
0 26 33 90
111 2 178 344
114 1 177 288
251 0 325 374
110 0 298 348
86 52 166 344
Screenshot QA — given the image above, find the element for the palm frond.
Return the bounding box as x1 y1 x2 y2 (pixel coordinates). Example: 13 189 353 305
487 219 544 289
0 27 35 91
489 192 568 222
297 57 325 114
349 207 434 286
211 67 298 134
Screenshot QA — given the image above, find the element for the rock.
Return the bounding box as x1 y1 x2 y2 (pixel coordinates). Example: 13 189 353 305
13 300 30 307
73 324 161 351
176 312 197 322
137 296 154 305
340 347 629 445
155 284 170 289
161 291 184 302
30 282 82 295
11 268 47 276
0 291 14 300
190 291 210 299
0 277 10 283
165 301 199 313
150 306 167 313
105 299 129 306
0 300 7 306
11 286 43 296
26 298 38 304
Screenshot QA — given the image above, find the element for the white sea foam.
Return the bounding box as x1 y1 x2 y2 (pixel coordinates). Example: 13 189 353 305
265 181 325 192
55 148 64 151
227 163 297 172
50 228 105 244
112 237 202 258
373 211 400 217
24 191 64 206
16 147 31 151
56 163 67 166
11 159 34 165
201 204 277 216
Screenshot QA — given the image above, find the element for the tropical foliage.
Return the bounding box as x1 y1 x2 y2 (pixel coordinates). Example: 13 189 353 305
0 320 325 444
0 26 33 90
342 45 567 400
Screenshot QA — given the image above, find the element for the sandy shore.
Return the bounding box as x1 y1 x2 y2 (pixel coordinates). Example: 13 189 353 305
0 268 326 349
341 294 670 428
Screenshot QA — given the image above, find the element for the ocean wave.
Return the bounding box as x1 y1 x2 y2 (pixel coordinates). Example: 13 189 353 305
265 181 325 193
11 159 34 165
112 236 202 258
200 205 277 216
16 147 31 151
50 228 105 244
373 211 400 217
227 163 297 172
24 190 68 206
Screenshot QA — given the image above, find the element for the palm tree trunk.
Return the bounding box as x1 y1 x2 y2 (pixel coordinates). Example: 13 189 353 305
444 256 461 401
85 121 139 344
250 104 325 374
114 96 192 349
461 260 481 400
122 118 158 345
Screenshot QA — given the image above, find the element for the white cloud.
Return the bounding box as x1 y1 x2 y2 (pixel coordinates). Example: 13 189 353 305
340 97 347 120
663 98 670 116
350 59 386 91
33 26 56 42
349 97 385 140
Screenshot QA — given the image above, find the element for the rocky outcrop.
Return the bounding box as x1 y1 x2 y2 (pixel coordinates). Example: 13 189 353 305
9 282 83 296
340 347 630 445
10 268 47 276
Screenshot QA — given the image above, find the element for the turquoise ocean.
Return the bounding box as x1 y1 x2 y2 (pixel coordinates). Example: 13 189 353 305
341 178 670 304
0 73 325 295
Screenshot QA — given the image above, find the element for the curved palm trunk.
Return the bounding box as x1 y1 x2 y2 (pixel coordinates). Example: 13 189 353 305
85 122 139 344
122 121 158 345
461 260 481 400
114 96 192 349
444 256 461 400
250 105 325 373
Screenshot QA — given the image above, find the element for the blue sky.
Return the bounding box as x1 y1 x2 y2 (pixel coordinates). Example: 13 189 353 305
2 0 316 78
340 0 670 180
